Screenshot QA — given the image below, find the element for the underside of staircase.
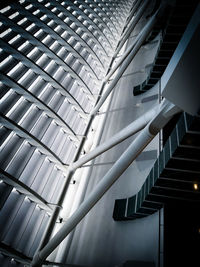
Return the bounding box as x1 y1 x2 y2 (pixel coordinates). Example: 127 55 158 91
133 1 198 96
113 113 200 221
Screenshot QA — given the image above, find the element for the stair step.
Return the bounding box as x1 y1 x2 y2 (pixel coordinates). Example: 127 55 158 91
123 260 155 267
150 72 162 79
163 34 182 42
150 187 200 201
173 147 200 160
160 43 177 50
166 158 200 172
150 65 165 72
147 78 159 84
166 25 187 34
157 50 174 57
156 178 199 192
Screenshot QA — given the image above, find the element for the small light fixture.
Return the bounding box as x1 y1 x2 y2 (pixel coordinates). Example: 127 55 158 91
193 183 198 190
135 103 141 107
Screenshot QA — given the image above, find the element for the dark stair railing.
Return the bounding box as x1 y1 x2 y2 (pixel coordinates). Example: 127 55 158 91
133 1 198 96
113 113 200 221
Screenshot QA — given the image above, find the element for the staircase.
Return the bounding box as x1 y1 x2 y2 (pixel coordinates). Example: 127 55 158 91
133 1 198 96
113 113 200 220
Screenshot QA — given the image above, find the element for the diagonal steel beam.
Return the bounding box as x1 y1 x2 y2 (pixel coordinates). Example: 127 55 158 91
31 100 181 266
69 103 159 171
90 8 160 116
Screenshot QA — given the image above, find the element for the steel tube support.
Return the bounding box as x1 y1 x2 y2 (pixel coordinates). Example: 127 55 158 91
70 104 159 171
104 31 140 83
124 0 142 30
90 11 158 116
113 0 150 59
106 0 142 73
31 125 154 267
104 17 147 83
31 100 180 267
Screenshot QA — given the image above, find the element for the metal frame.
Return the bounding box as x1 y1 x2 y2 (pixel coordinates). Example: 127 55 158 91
47 0 111 58
91 8 160 115
0 33 96 100
69 104 160 171
0 15 100 82
0 73 80 141
10 2 106 69
0 169 54 213
0 1 170 266
0 114 69 172
27 1 133 261
75 0 118 42
0 16 99 89
57 0 115 52
31 100 181 266
113 0 150 58
0 40 88 114
124 0 142 27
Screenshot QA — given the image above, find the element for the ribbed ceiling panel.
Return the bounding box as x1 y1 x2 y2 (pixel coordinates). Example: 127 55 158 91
0 0 132 265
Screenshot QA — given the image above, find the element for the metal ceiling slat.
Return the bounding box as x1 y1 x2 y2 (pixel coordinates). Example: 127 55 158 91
0 73 79 140
29 0 111 59
0 14 100 80
10 2 106 69
4 28 97 97
0 41 88 114
76 0 118 40
0 0 133 264
0 114 70 172
0 169 54 212
58 1 114 51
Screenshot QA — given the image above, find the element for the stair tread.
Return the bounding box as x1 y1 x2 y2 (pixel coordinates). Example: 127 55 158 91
123 260 155 267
